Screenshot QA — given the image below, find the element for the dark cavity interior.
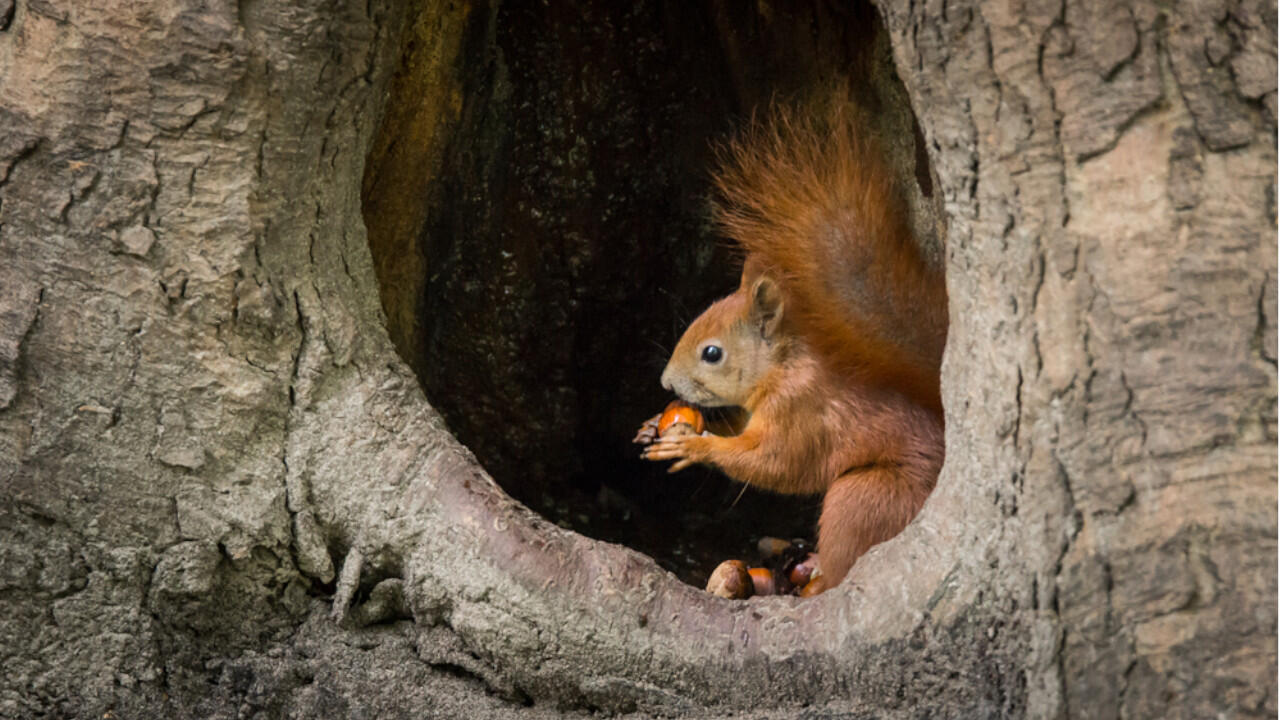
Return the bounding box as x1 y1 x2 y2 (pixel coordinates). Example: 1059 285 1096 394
361 1 940 586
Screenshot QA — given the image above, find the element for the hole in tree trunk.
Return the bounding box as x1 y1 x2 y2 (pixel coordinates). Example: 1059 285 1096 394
361 1 942 587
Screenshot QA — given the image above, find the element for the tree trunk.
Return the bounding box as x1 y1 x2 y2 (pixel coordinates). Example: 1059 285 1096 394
0 0 1273 718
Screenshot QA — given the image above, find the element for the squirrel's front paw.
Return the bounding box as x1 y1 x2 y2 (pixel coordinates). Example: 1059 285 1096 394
631 413 663 445
641 434 709 473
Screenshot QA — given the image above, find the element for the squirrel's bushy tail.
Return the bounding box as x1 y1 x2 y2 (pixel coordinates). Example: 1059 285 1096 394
712 102 948 412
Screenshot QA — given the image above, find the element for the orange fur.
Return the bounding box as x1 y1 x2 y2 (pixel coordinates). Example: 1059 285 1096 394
645 101 947 592
714 104 947 413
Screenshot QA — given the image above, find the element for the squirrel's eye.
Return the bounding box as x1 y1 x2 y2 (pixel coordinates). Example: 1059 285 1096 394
701 345 723 364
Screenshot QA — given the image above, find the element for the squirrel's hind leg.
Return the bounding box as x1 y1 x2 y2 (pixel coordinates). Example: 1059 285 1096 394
814 465 930 591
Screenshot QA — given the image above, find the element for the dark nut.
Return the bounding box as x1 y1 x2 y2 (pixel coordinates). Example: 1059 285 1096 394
757 536 792 558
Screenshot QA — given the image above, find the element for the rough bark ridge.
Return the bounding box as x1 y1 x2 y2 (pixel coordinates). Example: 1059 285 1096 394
0 1 1273 720
879 0 1277 716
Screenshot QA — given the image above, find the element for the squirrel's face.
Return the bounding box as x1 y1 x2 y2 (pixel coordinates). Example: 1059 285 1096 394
661 275 784 409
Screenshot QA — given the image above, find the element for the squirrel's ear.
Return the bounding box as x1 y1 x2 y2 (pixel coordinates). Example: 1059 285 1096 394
750 275 784 340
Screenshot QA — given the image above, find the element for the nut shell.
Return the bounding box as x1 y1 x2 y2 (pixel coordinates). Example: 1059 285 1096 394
747 567 777 596
787 553 819 588
705 559 752 599
658 400 704 436
798 574 826 597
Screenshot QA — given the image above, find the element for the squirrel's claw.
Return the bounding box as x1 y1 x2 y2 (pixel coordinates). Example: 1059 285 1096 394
641 437 682 461
632 413 663 445
642 434 707 473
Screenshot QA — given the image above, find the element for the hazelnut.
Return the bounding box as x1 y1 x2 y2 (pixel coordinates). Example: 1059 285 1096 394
797 574 826 597
747 567 777 596
787 553 819 588
705 559 752 599
658 400 704 436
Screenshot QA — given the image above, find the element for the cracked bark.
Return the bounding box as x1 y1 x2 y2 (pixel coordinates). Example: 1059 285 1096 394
0 0 1274 718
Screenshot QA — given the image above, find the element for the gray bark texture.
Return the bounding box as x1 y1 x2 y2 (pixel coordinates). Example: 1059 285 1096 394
0 0 1274 718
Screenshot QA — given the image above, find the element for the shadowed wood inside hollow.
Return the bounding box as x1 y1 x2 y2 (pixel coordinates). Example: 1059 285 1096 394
361 0 942 587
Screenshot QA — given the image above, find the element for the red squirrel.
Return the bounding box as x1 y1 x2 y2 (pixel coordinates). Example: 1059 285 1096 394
640 103 947 594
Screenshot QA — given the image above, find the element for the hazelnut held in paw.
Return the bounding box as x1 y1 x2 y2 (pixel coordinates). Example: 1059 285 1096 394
632 399 703 445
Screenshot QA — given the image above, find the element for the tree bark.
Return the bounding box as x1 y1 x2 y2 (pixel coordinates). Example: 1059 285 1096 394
0 1 1273 719
880 1 1277 716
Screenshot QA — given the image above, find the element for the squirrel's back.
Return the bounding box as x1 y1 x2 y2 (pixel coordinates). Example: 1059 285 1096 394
712 103 948 412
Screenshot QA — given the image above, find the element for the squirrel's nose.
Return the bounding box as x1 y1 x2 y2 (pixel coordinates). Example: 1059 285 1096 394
659 366 673 392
